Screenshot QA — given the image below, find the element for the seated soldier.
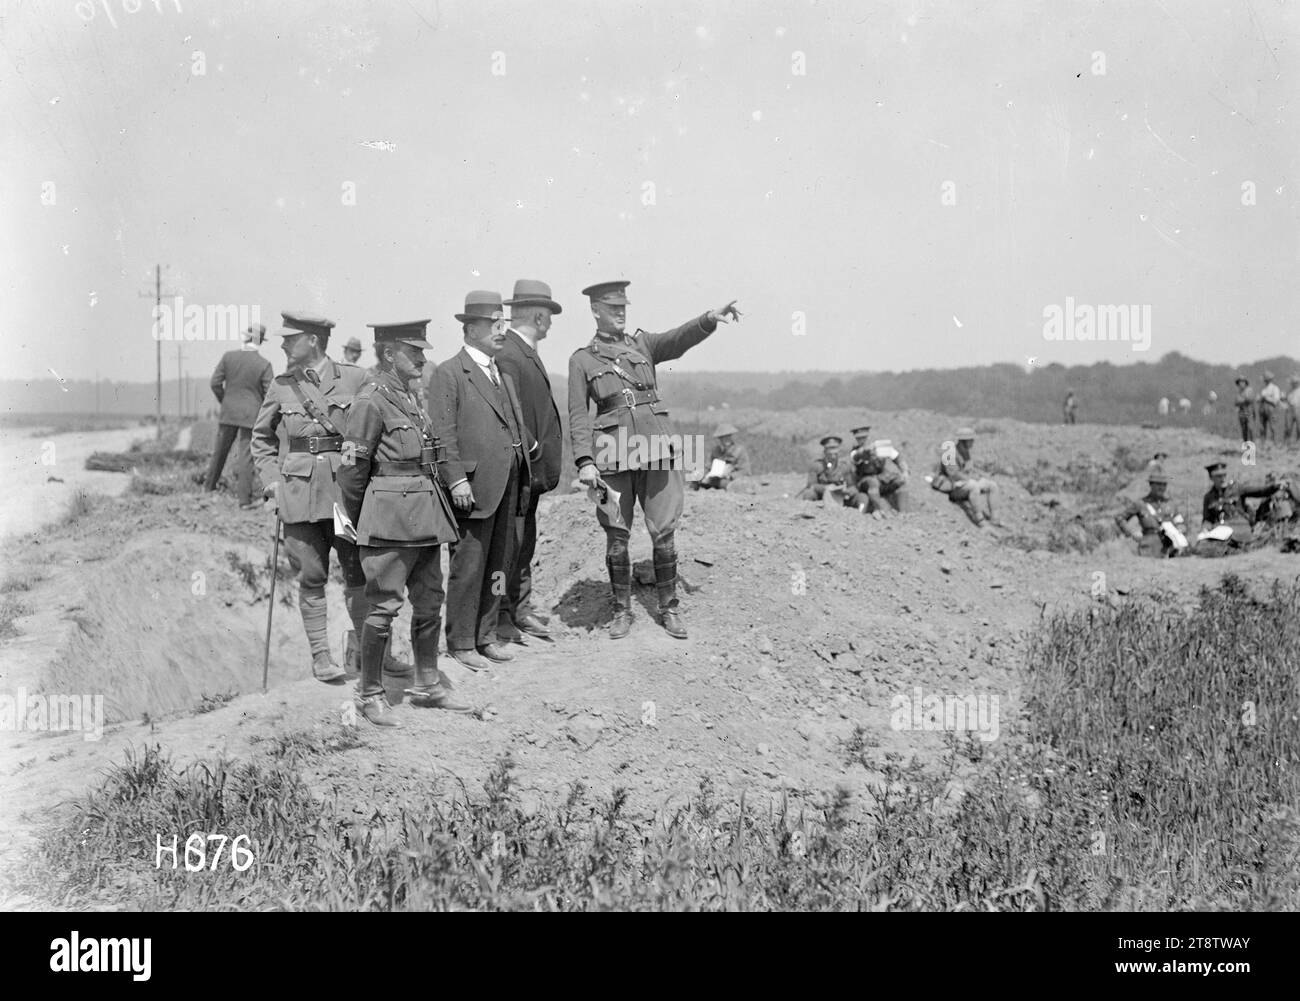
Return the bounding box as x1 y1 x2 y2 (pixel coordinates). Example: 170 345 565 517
1114 470 1187 557
797 435 849 504
851 437 910 517
931 427 997 527
692 422 751 490
1251 471 1300 527
1194 461 1273 556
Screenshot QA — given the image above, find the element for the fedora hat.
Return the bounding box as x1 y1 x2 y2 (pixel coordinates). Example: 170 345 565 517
504 279 562 314
455 290 505 324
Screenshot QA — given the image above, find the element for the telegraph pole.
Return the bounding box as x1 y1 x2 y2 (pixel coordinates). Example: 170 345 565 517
138 265 181 440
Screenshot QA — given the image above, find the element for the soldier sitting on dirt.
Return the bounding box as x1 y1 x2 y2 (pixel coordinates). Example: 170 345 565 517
1114 470 1187 557
797 435 850 505
1250 472 1300 529
849 435 910 518
1192 461 1274 557
930 427 997 527
690 423 751 491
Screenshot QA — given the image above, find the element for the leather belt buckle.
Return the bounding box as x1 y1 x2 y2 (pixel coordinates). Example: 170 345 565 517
622 388 637 409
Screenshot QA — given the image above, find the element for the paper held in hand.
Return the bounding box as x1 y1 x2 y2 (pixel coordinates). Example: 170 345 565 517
333 502 358 543
708 458 732 479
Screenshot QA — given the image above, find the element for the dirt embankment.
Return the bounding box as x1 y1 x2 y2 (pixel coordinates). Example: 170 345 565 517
3 411 1300 900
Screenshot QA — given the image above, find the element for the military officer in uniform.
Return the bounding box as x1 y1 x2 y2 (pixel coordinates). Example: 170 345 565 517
1114 470 1186 557
568 280 741 640
337 320 467 727
1197 460 1272 554
797 435 848 502
250 311 369 684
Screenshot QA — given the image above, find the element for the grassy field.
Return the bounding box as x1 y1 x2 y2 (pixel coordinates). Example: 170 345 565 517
23 575 1297 911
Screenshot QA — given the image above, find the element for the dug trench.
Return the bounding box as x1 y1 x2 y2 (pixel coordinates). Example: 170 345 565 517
2 412 1299 906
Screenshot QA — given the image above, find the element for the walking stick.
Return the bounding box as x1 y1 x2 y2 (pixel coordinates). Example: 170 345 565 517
262 513 282 694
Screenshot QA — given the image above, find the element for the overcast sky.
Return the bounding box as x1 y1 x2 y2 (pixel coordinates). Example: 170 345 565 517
1 0 1296 384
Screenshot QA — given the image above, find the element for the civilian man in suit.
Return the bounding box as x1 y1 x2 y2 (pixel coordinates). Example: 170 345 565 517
432 291 540 673
495 279 565 642
205 323 274 507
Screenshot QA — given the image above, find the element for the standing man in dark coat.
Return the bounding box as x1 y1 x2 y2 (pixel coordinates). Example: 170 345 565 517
432 291 539 673
568 280 741 640
205 323 273 507
495 279 565 642
337 320 467 727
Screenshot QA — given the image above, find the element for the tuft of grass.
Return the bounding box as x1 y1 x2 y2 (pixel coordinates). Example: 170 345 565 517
1 570 43 594
59 488 102 526
194 691 238 715
0 597 31 639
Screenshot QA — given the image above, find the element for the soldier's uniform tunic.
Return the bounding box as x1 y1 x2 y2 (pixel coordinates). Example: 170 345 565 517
250 356 369 673
338 368 460 702
849 447 909 513
1114 493 1184 557
568 310 720 618
1200 479 1272 552
797 456 847 501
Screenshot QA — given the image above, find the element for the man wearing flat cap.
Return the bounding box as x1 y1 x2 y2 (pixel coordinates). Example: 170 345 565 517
568 280 741 640
251 311 369 685
432 292 540 672
1114 470 1186 557
337 319 466 727
797 435 848 503
692 423 751 491
933 427 998 527
205 322 273 508
494 279 565 642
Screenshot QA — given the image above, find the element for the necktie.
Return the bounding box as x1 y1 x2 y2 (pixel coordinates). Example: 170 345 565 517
488 362 499 387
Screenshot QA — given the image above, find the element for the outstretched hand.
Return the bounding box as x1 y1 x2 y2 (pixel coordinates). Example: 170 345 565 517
709 300 742 324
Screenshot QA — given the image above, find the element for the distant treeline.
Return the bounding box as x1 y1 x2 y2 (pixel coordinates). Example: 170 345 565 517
5 351 1296 433
659 352 1300 431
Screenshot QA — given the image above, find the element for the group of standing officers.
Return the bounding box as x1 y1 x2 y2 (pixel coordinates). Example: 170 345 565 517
207 280 739 728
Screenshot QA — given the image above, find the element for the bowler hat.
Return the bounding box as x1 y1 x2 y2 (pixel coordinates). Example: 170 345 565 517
582 280 630 306
456 291 505 324
367 320 433 350
505 279 563 314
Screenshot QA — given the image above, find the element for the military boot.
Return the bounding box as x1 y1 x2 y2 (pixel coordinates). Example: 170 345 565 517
607 546 633 639
301 587 345 684
356 624 400 728
342 585 368 678
405 619 470 713
653 559 687 640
